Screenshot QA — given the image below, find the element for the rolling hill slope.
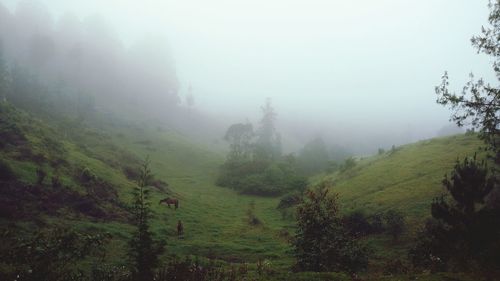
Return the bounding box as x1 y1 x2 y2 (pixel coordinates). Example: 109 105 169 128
320 134 484 219
0 101 488 279
0 102 291 266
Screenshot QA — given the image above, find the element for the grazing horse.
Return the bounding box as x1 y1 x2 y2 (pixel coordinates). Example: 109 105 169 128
159 197 179 209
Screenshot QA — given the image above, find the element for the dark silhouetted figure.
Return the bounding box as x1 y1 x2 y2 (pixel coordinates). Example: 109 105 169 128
177 220 184 238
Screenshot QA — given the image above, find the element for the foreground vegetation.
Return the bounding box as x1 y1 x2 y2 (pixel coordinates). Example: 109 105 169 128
1 1 500 280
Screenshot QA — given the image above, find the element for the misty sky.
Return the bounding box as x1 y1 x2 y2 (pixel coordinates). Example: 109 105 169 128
1 0 496 150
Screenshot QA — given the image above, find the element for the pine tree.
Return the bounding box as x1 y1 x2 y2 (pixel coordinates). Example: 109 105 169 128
128 157 165 281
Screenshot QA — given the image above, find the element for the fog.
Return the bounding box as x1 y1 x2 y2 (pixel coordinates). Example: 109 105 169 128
0 0 496 154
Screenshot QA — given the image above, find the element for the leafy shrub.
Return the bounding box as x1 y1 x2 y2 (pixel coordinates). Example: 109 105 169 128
368 213 384 234
277 192 303 209
36 167 46 184
246 201 261 226
51 175 62 189
325 161 339 173
340 157 356 172
0 227 111 281
80 167 97 183
382 259 409 275
384 210 405 241
408 218 449 272
0 120 26 148
0 159 16 181
151 179 169 192
342 211 373 238
155 256 247 281
217 158 307 196
239 174 281 196
123 165 140 181
294 183 369 273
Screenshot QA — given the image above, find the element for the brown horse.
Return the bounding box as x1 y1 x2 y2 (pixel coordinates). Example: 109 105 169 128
159 197 179 209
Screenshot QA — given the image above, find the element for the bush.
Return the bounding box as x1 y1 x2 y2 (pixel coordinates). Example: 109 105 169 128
0 159 16 181
217 156 307 196
155 256 248 281
294 183 369 273
384 210 405 241
408 219 449 272
340 157 356 172
325 161 339 173
0 227 111 281
368 213 384 234
36 167 46 184
277 192 303 209
80 167 97 183
123 165 140 181
343 211 373 238
382 259 409 275
246 201 261 226
239 174 280 196
51 175 62 189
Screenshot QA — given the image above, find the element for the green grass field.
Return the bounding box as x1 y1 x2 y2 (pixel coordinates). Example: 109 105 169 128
0 103 488 279
324 135 484 219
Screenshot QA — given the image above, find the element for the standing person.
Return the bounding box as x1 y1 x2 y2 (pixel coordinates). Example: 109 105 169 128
177 220 184 238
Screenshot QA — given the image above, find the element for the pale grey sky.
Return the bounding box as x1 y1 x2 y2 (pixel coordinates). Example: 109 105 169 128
1 0 496 149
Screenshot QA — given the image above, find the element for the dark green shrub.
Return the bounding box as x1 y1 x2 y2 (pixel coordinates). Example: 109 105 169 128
36 167 46 184
0 159 16 181
277 192 303 209
246 201 261 226
382 259 409 275
384 210 405 241
51 175 62 189
342 211 372 238
80 167 96 183
368 213 384 234
294 183 369 273
0 227 110 281
340 157 356 172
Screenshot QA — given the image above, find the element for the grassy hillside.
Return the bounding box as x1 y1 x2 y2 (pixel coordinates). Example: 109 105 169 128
320 135 484 220
0 101 488 280
0 102 291 266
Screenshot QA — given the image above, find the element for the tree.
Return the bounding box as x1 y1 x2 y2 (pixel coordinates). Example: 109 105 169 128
255 98 281 161
410 156 500 272
298 137 330 175
436 1 500 166
186 83 194 108
0 43 9 102
293 181 369 273
426 3 500 272
128 157 165 281
224 122 254 160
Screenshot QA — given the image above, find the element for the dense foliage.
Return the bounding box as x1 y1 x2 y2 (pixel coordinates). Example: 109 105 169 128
0 227 110 281
217 100 308 196
436 1 500 166
422 1 500 275
409 156 500 272
293 182 369 273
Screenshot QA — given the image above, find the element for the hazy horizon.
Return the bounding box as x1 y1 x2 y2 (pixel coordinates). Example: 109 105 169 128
1 0 495 153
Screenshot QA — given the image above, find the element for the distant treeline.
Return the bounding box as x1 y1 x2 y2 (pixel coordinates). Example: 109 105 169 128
0 2 179 118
